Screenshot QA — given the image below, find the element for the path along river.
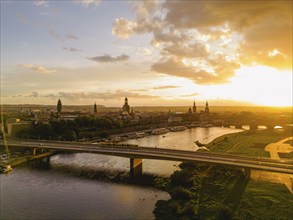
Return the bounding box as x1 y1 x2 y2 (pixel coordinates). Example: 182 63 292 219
0 127 242 220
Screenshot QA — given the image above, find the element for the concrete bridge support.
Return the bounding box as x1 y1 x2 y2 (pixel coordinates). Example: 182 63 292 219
265 125 275 130
249 124 258 130
243 168 251 180
32 157 50 167
43 156 50 163
235 124 243 129
32 148 47 155
130 158 143 177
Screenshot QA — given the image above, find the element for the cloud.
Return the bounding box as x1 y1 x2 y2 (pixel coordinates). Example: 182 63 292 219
34 1 49 7
152 85 180 90
17 14 42 28
151 56 240 85
112 17 161 39
49 30 80 42
137 47 152 55
131 89 149 92
161 1 292 69
79 0 101 7
112 18 136 39
88 54 129 63
18 64 56 74
63 47 82 52
113 1 292 84
58 90 159 100
66 34 79 40
180 93 199 97
49 30 62 41
29 91 39 97
131 1 157 18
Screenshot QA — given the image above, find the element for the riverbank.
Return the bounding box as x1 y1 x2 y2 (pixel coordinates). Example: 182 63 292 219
154 162 293 219
207 128 292 158
154 128 293 219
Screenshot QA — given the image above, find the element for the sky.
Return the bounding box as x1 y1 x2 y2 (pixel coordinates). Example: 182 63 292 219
1 0 292 107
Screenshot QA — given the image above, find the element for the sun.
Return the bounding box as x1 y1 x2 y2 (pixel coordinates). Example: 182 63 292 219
229 65 292 106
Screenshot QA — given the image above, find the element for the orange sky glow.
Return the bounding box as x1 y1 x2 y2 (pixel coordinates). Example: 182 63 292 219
1 1 292 107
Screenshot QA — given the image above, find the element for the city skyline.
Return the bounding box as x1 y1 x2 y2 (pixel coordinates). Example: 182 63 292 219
1 1 292 107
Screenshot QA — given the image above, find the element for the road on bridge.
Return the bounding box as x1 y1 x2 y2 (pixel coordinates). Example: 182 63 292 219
1 139 293 175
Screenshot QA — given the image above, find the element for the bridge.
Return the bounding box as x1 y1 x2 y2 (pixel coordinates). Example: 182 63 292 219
1 139 292 178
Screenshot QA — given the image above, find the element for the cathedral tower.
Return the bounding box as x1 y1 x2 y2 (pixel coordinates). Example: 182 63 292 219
57 99 62 114
205 101 209 113
193 101 197 113
94 102 97 114
122 97 130 113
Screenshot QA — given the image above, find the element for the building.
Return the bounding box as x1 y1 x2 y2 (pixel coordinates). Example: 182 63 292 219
168 116 183 123
94 102 97 114
205 101 209 114
6 119 32 137
57 99 62 114
122 97 130 114
193 101 197 113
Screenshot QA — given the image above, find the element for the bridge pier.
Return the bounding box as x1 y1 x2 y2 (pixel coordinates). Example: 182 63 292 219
30 155 51 168
130 158 142 177
43 156 50 164
243 168 251 180
249 124 258 130
266 125 275 130
235 124 243 129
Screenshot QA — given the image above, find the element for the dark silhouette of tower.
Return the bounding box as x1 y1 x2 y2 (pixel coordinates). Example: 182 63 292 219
94 102 97 114
57 99 62 114
205 101 209 113
193 101 197 113
122 97 130 113
188 107 192 114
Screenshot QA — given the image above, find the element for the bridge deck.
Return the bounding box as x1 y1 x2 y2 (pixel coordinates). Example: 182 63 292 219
1 139 293 175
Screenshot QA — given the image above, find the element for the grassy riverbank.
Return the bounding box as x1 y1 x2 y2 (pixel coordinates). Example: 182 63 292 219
154 128 293 219
154 162 293 219
207 128 292 158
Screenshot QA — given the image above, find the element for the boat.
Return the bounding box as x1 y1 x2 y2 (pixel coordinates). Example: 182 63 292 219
188 123 201 128
200 123 214 128
152 128 169 135
135 132 147 138
170 126 188 132
0 165 12 173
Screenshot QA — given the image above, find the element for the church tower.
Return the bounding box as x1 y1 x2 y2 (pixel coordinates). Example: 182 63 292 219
93 102 97 114
57 99 62 114
193 101 197 113
205 101 209 113
122 97 130 113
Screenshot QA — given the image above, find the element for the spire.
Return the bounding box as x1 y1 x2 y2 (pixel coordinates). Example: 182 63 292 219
193 100 197 113
94 102 97 114
205 101 209 113
122 97 130 113
57 99 62 114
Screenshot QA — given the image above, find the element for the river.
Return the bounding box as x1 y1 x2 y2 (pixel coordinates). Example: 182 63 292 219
0 127 242 220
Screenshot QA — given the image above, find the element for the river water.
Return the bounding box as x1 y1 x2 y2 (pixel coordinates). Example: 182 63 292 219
0 127 242 220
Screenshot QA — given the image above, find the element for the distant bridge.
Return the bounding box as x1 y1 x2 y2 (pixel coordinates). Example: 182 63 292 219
1 139 293 177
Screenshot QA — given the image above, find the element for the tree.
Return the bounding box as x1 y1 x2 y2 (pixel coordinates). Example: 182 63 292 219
62 130 77 141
